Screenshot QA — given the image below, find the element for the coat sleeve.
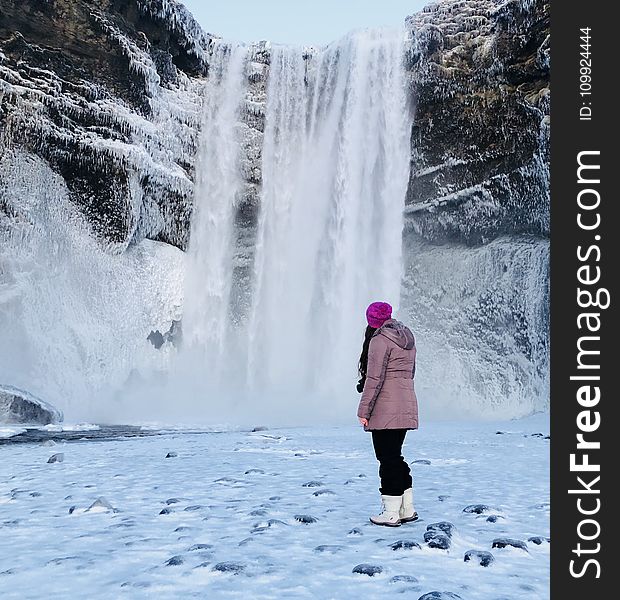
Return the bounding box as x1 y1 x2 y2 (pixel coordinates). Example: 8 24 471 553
357 335 390 420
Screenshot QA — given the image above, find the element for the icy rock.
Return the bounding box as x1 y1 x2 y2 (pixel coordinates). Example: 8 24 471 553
147 330 165 349
390 540 421 551
528 536 550 545
30 492 42 497
463 504 496 514
165 452 177 458
312 489 335 497
87 497 114 512
212 562 245 574
251 426 268 432
47 453 64 464
294 514 318 524
464 550 495 567
412 459 431 465
165 555 184 566
184 505 203 511
424 532 451 550
348 528 363 536
249 509 268 516
314 545 343 554
165 498 181 505
188 543 213 551
391 575 419 584
496 431 506 435
418 593 463 600
492 538 528 551
302 481 324 487
426 522 456 538
244 469 265 475
269 496 281 501
352 564 383 577
68 506 76 514
0 385 62 425
159 508 172 515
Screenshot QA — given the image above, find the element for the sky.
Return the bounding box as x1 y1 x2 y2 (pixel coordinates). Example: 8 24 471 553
180 0 430 47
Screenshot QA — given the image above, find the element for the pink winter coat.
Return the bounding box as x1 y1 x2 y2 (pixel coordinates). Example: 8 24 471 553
357 318 419 431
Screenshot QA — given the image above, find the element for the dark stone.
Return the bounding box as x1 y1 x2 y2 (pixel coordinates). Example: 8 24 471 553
212 562 245 574
527 536 550 545
412 459 431 465
390 540 421 551
314 545 343 554
496 431 506 435
165 556 183 566
244 469 265 475
302 481 324 487
426 522 456 538
68 506 76 514
463 504 496 514
165 452 177 458
0 385 62 425
159 508 172 515
464 549 495 567
492 538 528 551
294 514 318 524
29 491 42 497
147 330 165 349
269 496 281 501
352 564 383 577
417 593 463 600
424 532 451 550
486 515 504 523
47 453 64 464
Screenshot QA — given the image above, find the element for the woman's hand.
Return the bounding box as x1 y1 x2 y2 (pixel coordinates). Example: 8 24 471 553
358 417 368 427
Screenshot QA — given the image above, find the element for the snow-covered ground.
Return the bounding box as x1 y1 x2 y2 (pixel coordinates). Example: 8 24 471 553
0 415 549 599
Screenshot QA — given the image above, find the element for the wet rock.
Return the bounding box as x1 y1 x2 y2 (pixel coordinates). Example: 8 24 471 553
312 489 335 497
463 504 496 514
47 453 64 464
269 496 281 501
390 540 421 551
412 459 431 465
426 522 456 538
418 593 463 600
492 538 528 551
314 545 343 554
528 536 550 545
0 385 63 425
212 562 245 574
391 575 419 584
348 528 363 536
496 431 506 435
424 532 451 550
464 550 495 567
352 563 383 577
294 514 318 524
302 481 324 487
165 555 184 566
165 452 177 459
68 506 76 514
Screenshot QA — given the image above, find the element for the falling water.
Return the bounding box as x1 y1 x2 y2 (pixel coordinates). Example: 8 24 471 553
182 30 412 422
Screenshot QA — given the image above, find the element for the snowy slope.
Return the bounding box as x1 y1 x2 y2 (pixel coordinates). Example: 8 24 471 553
0 415 549 599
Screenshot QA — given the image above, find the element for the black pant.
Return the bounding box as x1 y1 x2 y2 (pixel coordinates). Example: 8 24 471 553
371 429 412 496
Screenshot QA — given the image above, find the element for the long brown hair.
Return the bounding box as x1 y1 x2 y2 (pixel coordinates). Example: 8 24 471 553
358 325 377 379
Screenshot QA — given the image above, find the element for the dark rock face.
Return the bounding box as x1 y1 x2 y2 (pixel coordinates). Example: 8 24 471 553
404 0 549 244
492 537 528 551
0 385 63 424
352 564 383 577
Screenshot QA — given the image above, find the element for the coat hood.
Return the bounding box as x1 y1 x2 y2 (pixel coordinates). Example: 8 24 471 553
375 318 415 350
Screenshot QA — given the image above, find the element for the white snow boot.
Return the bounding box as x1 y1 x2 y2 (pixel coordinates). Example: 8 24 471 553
369 495 402 527
399 487 419 523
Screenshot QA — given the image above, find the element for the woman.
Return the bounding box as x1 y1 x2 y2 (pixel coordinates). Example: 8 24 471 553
357 301 419 527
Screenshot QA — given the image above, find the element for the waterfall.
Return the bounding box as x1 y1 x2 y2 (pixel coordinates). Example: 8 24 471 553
180 30 412 424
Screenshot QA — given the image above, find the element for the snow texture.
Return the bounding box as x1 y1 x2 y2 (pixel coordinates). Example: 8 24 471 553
0 415 549 598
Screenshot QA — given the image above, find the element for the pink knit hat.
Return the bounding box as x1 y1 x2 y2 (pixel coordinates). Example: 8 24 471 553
366 301 392 328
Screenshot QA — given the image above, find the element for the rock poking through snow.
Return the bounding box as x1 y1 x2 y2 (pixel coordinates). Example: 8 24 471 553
0 385 62 425
352 563 383 577
464 550 495 567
